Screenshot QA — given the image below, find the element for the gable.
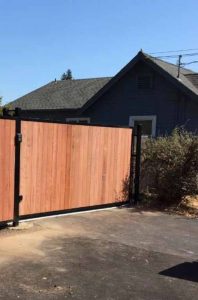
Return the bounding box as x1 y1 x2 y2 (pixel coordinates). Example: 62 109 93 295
83 61 180 120
81 52 198 113
83 60 180 114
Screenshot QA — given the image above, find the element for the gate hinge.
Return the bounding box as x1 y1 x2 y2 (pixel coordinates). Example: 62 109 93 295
15 133 22 144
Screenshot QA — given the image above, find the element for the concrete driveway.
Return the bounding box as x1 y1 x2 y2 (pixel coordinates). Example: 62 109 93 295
0 208 197 299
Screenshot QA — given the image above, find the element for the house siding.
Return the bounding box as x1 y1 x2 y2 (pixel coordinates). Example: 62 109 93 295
185 98 198 133
81 62 189 135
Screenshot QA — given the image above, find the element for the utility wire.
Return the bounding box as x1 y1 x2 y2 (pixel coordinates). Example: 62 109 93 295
155 52 198 59
151 53 198 75
149 48 198 55
182 60 198 66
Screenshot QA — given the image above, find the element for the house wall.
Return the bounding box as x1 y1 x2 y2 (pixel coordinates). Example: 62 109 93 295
81 61 198 135
184 97 198 133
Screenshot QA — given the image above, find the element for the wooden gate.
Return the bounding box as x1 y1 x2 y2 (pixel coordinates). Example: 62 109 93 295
0 119 15 222
0 117 133 225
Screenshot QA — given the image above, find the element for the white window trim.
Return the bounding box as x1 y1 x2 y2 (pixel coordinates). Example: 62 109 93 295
66 117 90 124
129 115 157 137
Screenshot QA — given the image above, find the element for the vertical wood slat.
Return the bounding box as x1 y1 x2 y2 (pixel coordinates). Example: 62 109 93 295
20 121 132 216
0 119 15 222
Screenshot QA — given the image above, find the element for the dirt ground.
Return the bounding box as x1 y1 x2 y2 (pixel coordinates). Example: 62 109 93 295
0 207 197 299
138 195 198 218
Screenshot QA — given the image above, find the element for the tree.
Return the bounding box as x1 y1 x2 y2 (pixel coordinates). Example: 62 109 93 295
61 73 67 80
0 97 3 115
0 97 11 116
61 69 73 80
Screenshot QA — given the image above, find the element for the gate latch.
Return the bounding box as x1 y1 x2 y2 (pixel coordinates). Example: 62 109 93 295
19 195 23 202
16 133 22 144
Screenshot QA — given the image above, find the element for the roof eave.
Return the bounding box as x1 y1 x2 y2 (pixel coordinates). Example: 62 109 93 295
11 108 81 113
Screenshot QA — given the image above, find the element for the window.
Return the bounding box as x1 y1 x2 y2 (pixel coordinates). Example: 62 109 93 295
137 75 153 89
66 118 90 124
129 115 157 137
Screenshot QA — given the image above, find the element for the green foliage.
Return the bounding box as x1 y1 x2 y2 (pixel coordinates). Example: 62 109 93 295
61 73 67 80
0 97 12 116
0 97 3 115
61 69 73 80
141 128 198 204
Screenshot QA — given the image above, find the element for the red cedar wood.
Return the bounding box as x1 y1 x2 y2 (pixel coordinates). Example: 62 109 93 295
0 120 15 221
19 121 132 216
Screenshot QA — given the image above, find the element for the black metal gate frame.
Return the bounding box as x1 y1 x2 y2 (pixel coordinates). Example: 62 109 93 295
1 107 142 226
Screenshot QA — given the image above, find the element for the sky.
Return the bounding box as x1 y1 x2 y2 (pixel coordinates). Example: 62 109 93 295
1 0 198 104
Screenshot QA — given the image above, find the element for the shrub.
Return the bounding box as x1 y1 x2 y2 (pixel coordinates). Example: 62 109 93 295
141 128 198 205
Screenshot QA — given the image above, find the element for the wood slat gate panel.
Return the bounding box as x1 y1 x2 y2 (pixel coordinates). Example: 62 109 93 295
0 119 15 222
20 121 132 216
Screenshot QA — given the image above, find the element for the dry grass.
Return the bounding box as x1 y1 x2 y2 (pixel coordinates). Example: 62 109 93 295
167 195 198 218
138 194 198 218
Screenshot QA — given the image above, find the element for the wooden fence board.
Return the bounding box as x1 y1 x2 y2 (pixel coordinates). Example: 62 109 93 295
19 121 132 216
0 119 15 221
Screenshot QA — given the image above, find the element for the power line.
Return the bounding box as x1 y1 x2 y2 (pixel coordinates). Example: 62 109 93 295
152 53 198 76
154 55 179 59
155 52 198 59
149 48 198 55
182 60 198 66
180 53 198 57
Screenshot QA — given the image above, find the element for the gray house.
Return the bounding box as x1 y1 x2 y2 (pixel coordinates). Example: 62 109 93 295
10 51 198 136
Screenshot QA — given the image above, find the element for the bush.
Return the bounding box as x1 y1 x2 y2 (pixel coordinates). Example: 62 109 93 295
141 128 198 205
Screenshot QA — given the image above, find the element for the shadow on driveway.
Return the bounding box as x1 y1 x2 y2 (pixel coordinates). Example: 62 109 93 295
159 261 198 283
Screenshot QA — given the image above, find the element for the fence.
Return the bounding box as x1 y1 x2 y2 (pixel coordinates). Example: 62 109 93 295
0 113 141 226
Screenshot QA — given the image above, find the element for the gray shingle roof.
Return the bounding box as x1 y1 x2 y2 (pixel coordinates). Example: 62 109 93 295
10 77 112 110
184 73 198 89
145 53 198 96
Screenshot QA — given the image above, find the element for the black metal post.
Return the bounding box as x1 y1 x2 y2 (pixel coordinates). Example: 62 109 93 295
134 124 142 205
128 128 134 204
13 108 22 226
14 107 22 117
